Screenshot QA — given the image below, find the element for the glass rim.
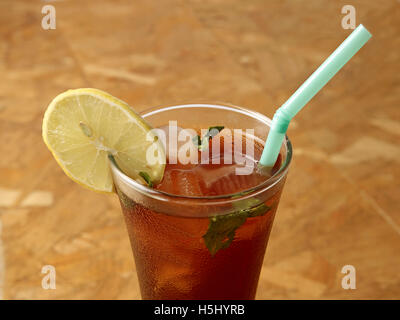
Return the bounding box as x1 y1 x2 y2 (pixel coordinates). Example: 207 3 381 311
109 103 292 202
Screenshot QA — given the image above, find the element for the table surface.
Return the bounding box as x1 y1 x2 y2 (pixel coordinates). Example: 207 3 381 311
0 0 399 299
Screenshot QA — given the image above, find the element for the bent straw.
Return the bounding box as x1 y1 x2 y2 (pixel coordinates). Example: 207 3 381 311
260 24 372 167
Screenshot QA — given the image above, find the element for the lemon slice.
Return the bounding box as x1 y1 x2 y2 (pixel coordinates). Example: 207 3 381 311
42 88 165 193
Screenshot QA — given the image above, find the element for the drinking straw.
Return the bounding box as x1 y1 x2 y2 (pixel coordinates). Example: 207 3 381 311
259 24 372 167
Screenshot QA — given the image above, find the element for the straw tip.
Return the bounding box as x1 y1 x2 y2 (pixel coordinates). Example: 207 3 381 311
357 24 372 39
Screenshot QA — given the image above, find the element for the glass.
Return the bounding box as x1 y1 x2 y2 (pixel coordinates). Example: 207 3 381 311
110 104 292 299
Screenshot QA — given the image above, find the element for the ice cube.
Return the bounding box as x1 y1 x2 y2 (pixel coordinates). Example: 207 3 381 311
205 167 267 195
156 168 205 196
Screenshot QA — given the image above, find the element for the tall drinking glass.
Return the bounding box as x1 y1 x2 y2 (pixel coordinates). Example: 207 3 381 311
110 104 292 299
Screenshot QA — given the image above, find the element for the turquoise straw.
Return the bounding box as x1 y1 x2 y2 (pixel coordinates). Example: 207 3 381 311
260 24 372 167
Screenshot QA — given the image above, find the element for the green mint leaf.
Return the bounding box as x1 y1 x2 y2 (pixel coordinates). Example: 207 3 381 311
202 201 271 256
194 126 225 151
203 212 247 256
205 126 225 139
199 137 209 151
193 135 209 150
139 171 153 188
246 202 271 218
192 135 202 149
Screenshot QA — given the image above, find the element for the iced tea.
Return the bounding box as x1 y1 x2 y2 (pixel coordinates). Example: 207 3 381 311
116 127 285 299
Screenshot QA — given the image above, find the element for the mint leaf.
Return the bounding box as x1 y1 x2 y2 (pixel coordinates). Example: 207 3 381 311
205 126 224 139
203 213 247 256
199 137 209 151
202 201 271 256
193 126 225 151
192 135 201 148
139 171 153 188
192 135 209 151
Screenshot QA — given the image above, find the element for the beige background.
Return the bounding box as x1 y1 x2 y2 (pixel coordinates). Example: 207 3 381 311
0 0 399 299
